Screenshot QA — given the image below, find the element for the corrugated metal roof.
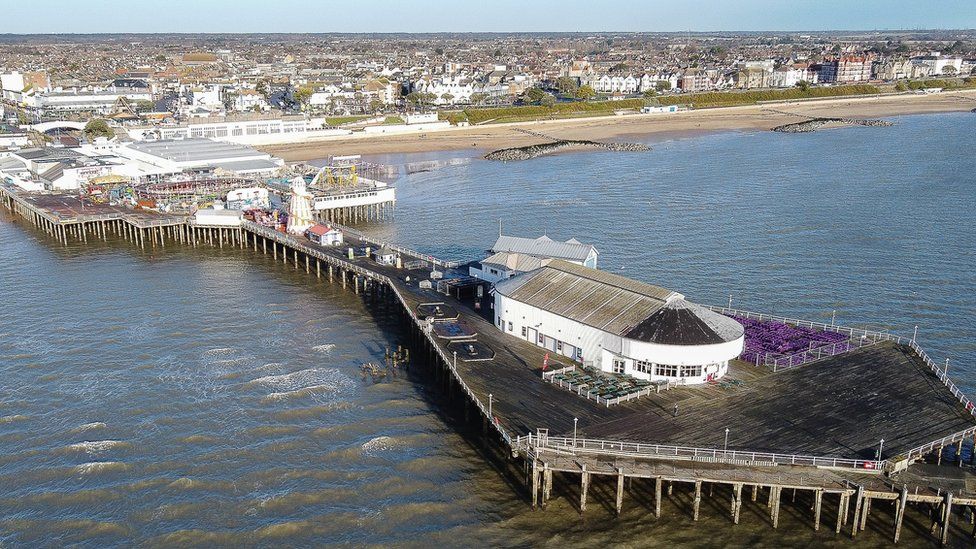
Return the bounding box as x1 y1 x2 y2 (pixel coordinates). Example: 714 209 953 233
491 235 597 262
481 251 550 272
494 259 682 337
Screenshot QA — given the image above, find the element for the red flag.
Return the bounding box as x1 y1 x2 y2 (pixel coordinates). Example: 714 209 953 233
543 352 550 370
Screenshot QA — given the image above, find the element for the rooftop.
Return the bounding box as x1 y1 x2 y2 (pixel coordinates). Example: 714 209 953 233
493 259 681 338
491 234 597 263
124 138 272 164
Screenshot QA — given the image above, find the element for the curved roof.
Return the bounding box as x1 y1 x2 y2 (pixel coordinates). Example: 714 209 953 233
624 299 744 346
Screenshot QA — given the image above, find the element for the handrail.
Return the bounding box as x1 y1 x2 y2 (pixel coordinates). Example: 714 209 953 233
329 221 463 270
706 304 903 345
517 433 885 472
765 335 882 372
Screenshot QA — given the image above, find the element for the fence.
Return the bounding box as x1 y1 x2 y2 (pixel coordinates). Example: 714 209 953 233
542 364 657 407
330 222 462 270
706 305 903 345
765 336 883 372
386 281 517 450
517 433 885 472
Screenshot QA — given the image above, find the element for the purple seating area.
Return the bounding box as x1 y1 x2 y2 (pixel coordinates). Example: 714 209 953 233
729 315 849 365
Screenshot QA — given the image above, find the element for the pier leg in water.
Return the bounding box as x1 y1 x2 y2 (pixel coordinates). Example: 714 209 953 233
579 467 589 514
655 477 662 518
693 480 702 521
732 483 743 524
814 489 823 531
851 486 864 538
942 493 953 546
542 465 552 508
531 459 539 509
616 469 625 516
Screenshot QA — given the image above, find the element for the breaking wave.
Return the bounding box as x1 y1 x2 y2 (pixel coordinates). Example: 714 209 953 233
311 344 336 353
64 440 130 456
362 436 401 457
74 461 129 475
70 422 107 433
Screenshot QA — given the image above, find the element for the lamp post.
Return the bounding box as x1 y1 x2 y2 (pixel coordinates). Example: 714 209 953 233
724 428 730 457
488 393 493 419
573 417 578 448
877 438 885 461
728 294 733 309
830 309 836 326
944 358 949 378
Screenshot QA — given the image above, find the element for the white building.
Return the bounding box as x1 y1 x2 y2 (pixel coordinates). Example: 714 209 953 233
493 260 744 385
471 234 597 284
307 223 343 246
911 55 964 76
194 208 243 227
119 138 284 176
126 116 351 146
21 86 152 115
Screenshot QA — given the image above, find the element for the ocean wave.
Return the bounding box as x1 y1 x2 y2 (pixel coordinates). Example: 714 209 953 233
70 422 106 433
74 461 128 475
248 368 354 396
64 440 130 455
311 343 336 353
262 384 337 403
0 414 28 424
201 347 237 359
362 435 397 457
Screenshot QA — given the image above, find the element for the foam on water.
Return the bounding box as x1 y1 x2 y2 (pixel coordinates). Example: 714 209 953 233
311 343 337 353
63 440 130 456
74 462 129 476
362 435 401 457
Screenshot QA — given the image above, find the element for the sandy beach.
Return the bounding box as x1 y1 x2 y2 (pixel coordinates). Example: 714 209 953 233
263 90 976 161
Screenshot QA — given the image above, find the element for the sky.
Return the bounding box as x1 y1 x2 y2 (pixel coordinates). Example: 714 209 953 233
3 0 975 34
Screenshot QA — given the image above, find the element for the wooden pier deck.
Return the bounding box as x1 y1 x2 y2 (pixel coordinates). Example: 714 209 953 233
5 184 976 544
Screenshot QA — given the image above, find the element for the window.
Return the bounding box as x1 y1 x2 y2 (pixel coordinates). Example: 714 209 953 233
655 364 679 378
681 365 703 378
634 360 652 374
538 333 544 344
507 321 513 332
612 358 626 374
521 327 527 337
556 341 563 352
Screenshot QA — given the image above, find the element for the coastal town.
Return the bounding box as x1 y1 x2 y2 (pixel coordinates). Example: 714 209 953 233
3 22 976 548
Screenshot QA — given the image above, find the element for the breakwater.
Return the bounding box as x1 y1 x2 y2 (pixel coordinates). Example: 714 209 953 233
772 117 894 133
485 139 649 161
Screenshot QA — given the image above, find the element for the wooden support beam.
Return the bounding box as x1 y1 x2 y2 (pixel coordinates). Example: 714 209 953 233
942 492 953 546
655 477 662 518
860 496 871 532
836 492 847 534
542 464 552 508
579 468 589 514
851 486 864 538
894 485 908 543
531 459 539 509
772 486 781 529
693 480 702 521
814 489 823 531
733 483 743 525
615 468 625 516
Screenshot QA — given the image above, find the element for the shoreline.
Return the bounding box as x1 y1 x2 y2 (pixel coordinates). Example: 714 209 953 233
261 90 976 161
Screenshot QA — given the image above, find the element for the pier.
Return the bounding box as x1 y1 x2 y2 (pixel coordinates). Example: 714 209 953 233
4 184 976 545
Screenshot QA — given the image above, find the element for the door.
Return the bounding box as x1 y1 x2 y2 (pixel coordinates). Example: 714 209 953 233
527 327 538 345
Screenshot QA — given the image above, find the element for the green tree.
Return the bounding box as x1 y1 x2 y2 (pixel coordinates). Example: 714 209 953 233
440 93 455 104
469 92 488 105
655 81 672 92
575 85 596 101
642 89 657 98
525 86 547 104
294 86 314 110
556 76 578 96
255 79 269 99
540 94 556 107
368 98 384 113
796 80 810 92
943 65 957 76
83 119 114 140
894 81 908 91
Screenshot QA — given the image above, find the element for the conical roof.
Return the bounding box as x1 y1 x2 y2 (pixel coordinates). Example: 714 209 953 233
624 299 744 346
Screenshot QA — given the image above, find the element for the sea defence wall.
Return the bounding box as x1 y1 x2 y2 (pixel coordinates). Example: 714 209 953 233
3 184 976 544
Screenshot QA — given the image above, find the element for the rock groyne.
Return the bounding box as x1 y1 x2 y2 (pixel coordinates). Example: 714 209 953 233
772 117 893 133
485 139 649 161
